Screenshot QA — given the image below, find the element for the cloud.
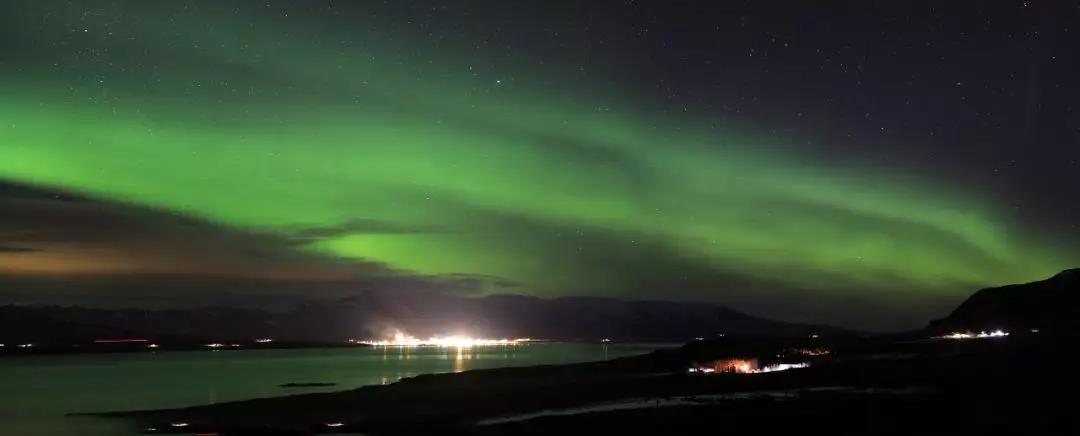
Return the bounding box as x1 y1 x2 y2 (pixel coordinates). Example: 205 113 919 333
0 180 386 279
0 245 37 253
288 219 450 241
0 180 520 308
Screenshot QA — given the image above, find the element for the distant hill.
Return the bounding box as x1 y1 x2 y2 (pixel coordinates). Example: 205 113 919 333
929 268 1080 333
473 295 850 340
0 293 850 345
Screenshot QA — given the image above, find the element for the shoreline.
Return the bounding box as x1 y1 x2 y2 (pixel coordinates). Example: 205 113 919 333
80 333 1076 435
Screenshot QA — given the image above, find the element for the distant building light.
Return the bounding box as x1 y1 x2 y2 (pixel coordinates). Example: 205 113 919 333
809 334 820 339
1030 328 1040 334
204 343 225 348
254 338 274 343
147 343 160 349
939 330 1009 340
694 337 704 341
170 422 189 427
755 362 810 373
690 358 810 375
361 333 529 348
788 347 830 356
692 358 758 374
325 422 345 427
94 338 148 344
17 343 34 348
600 338 612 343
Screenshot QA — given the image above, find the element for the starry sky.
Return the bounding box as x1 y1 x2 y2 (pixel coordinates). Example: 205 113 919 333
1 1 1078 330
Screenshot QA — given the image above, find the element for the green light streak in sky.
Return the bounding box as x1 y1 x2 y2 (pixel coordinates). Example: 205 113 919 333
0 0 1073 307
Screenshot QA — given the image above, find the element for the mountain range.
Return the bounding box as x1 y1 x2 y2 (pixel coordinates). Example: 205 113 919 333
6 268 1077 346
0 291 849 345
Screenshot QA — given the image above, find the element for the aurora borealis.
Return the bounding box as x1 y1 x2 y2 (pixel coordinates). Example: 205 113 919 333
1 1 1077 330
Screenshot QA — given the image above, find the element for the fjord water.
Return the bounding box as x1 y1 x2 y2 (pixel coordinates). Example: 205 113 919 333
0 343 664 436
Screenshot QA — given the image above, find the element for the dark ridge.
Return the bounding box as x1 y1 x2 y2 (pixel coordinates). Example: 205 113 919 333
0 293 855 348
928 268 1080 333
280 382 337 388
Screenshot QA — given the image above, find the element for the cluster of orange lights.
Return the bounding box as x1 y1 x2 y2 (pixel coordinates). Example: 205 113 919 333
688 358 810 375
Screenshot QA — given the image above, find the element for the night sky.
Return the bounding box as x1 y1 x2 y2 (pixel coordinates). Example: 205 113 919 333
1 1 1078 330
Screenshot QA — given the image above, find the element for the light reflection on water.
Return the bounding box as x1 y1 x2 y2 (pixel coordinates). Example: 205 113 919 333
0 343 668 436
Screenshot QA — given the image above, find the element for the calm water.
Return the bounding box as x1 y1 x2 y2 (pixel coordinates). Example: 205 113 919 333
0 343 665 435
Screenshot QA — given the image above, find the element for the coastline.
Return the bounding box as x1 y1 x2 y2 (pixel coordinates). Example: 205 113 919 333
85 334 1077 435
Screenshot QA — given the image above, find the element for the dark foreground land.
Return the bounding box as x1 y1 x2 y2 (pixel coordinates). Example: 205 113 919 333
86 331 1080 435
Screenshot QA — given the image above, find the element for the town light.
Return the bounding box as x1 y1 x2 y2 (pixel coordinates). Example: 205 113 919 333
359 332 529 348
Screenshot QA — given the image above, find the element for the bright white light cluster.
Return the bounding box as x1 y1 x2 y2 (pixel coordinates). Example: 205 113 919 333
940 330 1009 340
358 332 528 348
688 362 809 374
753 362 810 373
203 343 242 348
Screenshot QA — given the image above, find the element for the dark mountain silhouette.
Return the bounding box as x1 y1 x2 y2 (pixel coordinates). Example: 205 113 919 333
0 292 849 345
929 268 1080 333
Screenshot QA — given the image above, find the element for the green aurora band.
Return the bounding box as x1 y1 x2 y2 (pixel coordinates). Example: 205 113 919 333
1 1 1075 326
